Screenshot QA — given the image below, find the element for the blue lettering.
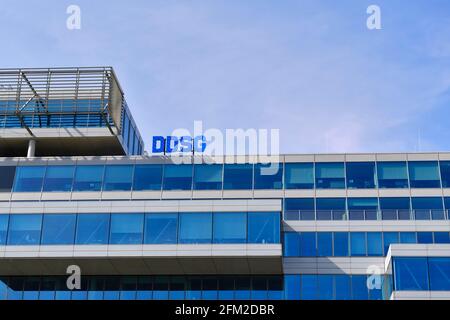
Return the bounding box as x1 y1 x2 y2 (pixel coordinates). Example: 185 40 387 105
166 136 179 153
152 136 165 153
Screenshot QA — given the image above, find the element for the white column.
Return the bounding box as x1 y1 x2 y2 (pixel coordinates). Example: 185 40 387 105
27 139 36 158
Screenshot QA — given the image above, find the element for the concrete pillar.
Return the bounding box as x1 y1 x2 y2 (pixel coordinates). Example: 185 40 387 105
27 139 36 158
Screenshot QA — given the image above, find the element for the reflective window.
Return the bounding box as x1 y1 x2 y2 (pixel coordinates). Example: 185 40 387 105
408 161 441 188
0 215 8 245
400 232 417 244
333 232 349 257
103 165 133 191
317 232 332 257
248 212 280 244
350 232 366 256
284 275 300 300
42 166 75 192
284 198 314 220
75 214 110 245
73 166 104 192
179 213 212 244
348 198 378 220
223 164 253 190
316 198 346 221
380 197 411 220
284 163 314 189
110 214 144 244
301 275 318 300
393 257 429 291
335 275 351 300
133 165 163 191
300 232 316 257
346 162 376 189
315 163 345 189
41 214 76 245
383 232 399 255
13 166 46 192
434 232 450 244
163 165 193 191
412 197 444 220
283 233 300 257
0 166 16 192
377 162 409 188
367 232 383 256
144 213 177 244
193 165 222 190
213 212 246 244
318 275 333 300
351 276 368 300
429 258 450 290
254 163 283 189
7 214 42 245
440 161 450 188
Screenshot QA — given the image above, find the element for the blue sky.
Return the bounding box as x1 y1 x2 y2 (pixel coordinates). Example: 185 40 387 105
1 0 449 153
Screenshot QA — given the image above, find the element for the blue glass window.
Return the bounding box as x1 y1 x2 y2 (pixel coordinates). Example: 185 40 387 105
318 275 333 300
350 232 366 256
284 198 315 220
317 232 332 257
223 164 253 190
7 214 42 245
193 165 222 190
348 198 378 220
0 166 16 192
377 162 409 188
408 161 441 188
333 232 349 256
429 258 450 290
103 165 133 191
41 214 76 245
393 257 429 291
380 197 410 220
351 276 368 300
284 275 300 300
248 212 280 244
315 163 345 189
417 232 433 244
110 214 144 244
284 163 314 189
412 197 444 220
433 232 450 244
400 232 417 244
283 233 300 257
254 163 283 189
213 212 246 244
301 275 318 300
163 165 193 191
300 232 316 257
0 215 8 245
346 162 376 189
42 166 75 192
367 232 383 256
316 198 346 220
133 165 163 191
144 213 178 244
179 213 212 244
335 275 351 300
13 166 46 192
440 161 450 188
73 165 104 192
383 232 399 255
75 214 110 245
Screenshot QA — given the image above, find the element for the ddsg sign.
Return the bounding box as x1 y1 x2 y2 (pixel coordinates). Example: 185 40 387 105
152 136 207 154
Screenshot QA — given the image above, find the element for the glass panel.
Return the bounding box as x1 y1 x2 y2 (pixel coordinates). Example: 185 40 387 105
429 258 450 290
348 198 378 221
383 232 399 255
110 214 144 244
335 275 351 300
283 233 300 257
235 277 250 300
223 164 253 190
393 257 429 291
317 232 332 257
377 162 408 188
179 213 212 244
218 278 234 300
193 165 222 190
400 232 417 244
351 276 368 300
318 275 333 300
300 232 316 257
0 166 16 192
170 277 186 300
133 164 163 191
7 214 42 245
41 214 76 245
284 198 314 221
440 161 450 188
433 232 450 244
136 277 153 300
247 212 280 244
284 275 300 300
412 197 443 220
213 212 246 244
0 215 8 245
417 232 433 244
367 232 383 256
144 213 177 244
75 214 110 245
163 165 193 191
316 198 346 221
333 232 349 257
103 165 133 191
254 163 283 189
13 166 46 192
301 275 318 300
72 165 104 192
346 162 376 189
380 197 410 220
315 162 345 189
408 161 441 188
284 163 314 189
42 166 75 192
350 232 366 256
